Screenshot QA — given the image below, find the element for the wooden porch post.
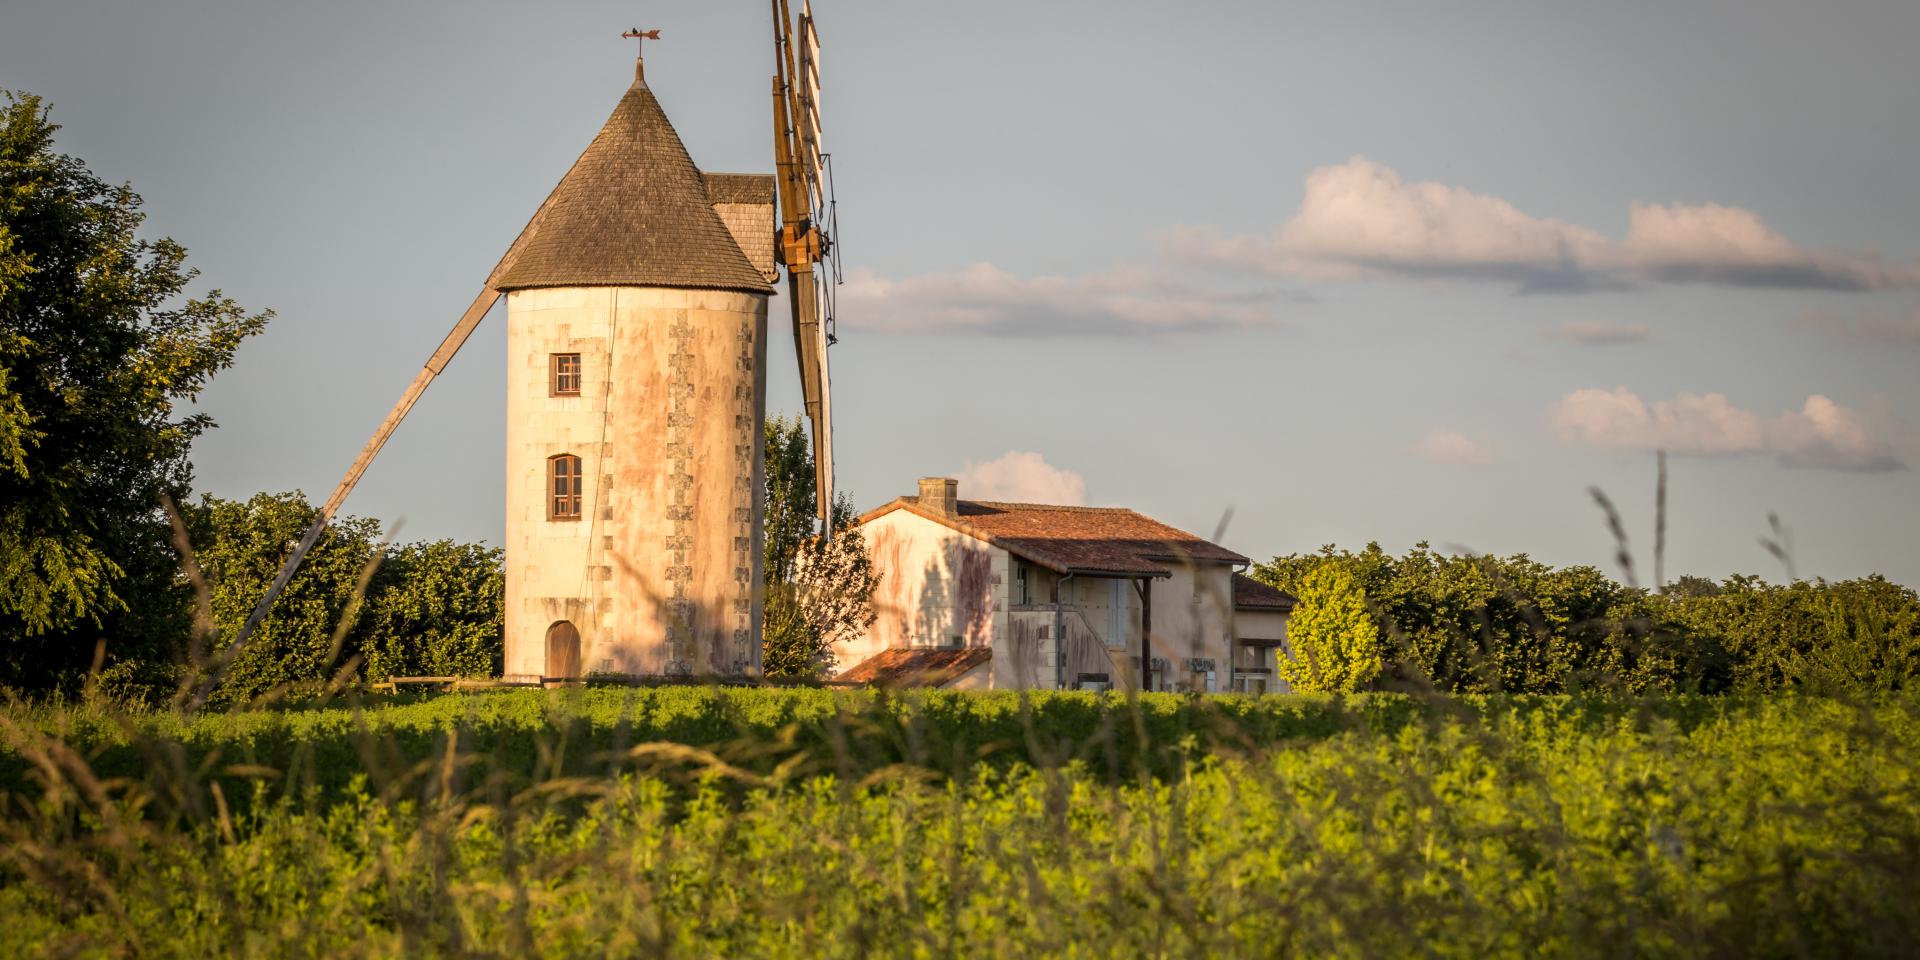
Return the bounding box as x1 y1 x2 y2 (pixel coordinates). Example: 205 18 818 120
1138 576 1152 692
1050 576 1063 691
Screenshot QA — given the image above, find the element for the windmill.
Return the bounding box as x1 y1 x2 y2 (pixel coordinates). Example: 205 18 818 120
212 9 844 693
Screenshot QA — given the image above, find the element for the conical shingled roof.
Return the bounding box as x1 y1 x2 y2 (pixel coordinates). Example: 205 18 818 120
492 74 773 294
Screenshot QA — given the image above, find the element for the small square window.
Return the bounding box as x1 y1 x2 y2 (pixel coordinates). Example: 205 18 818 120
551 353 582 396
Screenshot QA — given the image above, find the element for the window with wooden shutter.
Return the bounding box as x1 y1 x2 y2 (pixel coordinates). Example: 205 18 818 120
548 454 582 520
550 353 582 396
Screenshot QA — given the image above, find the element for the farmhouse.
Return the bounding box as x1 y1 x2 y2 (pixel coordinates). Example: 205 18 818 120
837 478 1297 692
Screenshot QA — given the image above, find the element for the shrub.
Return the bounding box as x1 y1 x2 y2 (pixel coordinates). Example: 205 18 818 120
1280 563 1383 692
1256 543 1918 696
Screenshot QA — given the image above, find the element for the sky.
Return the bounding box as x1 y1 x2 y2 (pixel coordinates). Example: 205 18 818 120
4 0 1917 586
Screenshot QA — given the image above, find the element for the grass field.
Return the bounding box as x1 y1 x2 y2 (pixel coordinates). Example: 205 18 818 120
4 688 1918 957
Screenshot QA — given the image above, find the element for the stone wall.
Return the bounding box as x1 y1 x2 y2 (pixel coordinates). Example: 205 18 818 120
503 286 768 678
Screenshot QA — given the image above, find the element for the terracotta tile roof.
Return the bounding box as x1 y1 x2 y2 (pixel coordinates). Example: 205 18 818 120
493 77 773 294
861 498 1249 576
838 647 991 687
1233 573 1297 611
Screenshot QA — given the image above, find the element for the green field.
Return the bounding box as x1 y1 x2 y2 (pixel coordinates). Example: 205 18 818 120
4 689 1918 957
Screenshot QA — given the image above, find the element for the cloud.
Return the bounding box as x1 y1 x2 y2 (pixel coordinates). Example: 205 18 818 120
1543 321 1652 345
1168 156 1920 293
1408 429 1493 465
836 263 1293 336
1795 306 1920 346
954 451 1087 505
1548 387 1903 472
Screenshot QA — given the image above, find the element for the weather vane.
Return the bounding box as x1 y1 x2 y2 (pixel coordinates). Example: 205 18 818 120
622 27 661 59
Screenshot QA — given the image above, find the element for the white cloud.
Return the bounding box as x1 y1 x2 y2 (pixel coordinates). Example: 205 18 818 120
954 451 1087 505
1548 387 1903 472
1796 306 1920 345
836 263 1290 336
1543 321 1652 345
1168 156 1920 293
1408 429 1493 465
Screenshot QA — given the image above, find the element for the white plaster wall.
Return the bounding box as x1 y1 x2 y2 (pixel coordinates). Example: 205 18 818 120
1234 608 1292 693
1235 609 1289 646
504 286 767 678
843 509 1007 677
1149 564 1236 692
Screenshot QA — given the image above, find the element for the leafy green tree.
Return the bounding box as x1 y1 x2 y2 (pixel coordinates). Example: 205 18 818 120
182 492 384 701
182 492 506 698
359 539 504 681
762 415 878 678
1255 542 1728 694
0 91 268 691
1253 541 1920 695
1651 574 1919 693
1280 562 1383 693
763 415 822 587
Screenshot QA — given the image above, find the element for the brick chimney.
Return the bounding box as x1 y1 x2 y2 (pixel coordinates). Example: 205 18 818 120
918 476 958 518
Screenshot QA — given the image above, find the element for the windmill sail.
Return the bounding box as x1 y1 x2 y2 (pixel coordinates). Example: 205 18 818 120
797 8 825 206
772 0 839 532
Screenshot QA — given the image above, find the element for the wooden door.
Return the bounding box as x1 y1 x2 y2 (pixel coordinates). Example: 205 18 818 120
545 620 581 679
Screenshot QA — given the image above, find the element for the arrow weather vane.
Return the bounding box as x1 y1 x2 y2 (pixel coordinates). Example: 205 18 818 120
622 27 662 59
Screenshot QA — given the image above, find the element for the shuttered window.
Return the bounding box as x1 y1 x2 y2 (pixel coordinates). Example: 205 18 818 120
549 454 582 520
550 353 582 396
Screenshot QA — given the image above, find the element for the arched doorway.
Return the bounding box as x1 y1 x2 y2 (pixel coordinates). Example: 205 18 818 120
545 620 581 679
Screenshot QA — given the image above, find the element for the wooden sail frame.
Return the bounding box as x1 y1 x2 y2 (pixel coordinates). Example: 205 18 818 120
771 0 838 533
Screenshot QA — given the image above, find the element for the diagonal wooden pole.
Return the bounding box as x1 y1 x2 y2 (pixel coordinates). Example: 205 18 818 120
195 288 498 707
197 155 573 707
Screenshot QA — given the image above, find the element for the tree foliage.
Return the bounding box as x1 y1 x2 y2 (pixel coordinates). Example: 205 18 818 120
1650 574 1920 693
183 492 383 699
1255 542 1918 695
359 539 506 681
0 91 268 690
181 492 504 701
1279 563 1382 693
762 416 879 678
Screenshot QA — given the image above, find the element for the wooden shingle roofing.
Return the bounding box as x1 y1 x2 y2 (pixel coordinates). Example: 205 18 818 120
702 173 776 205
861 498 1250 577
493 77 773 294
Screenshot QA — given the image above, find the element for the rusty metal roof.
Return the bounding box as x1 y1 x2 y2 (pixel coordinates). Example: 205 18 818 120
862 498 1250 576
493 77 773 294
838 647 991 687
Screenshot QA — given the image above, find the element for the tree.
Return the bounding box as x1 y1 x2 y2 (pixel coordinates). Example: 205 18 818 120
180 491 506 700
1650 574 1919 693
761 416 879 678
359 538 505 681
182 492 384 701
1279 562 1383 694
0 91 268 691
1253 541 1920 695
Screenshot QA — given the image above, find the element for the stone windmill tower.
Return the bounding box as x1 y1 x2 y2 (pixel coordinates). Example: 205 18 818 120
219 10 840 693
490 58 780 679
